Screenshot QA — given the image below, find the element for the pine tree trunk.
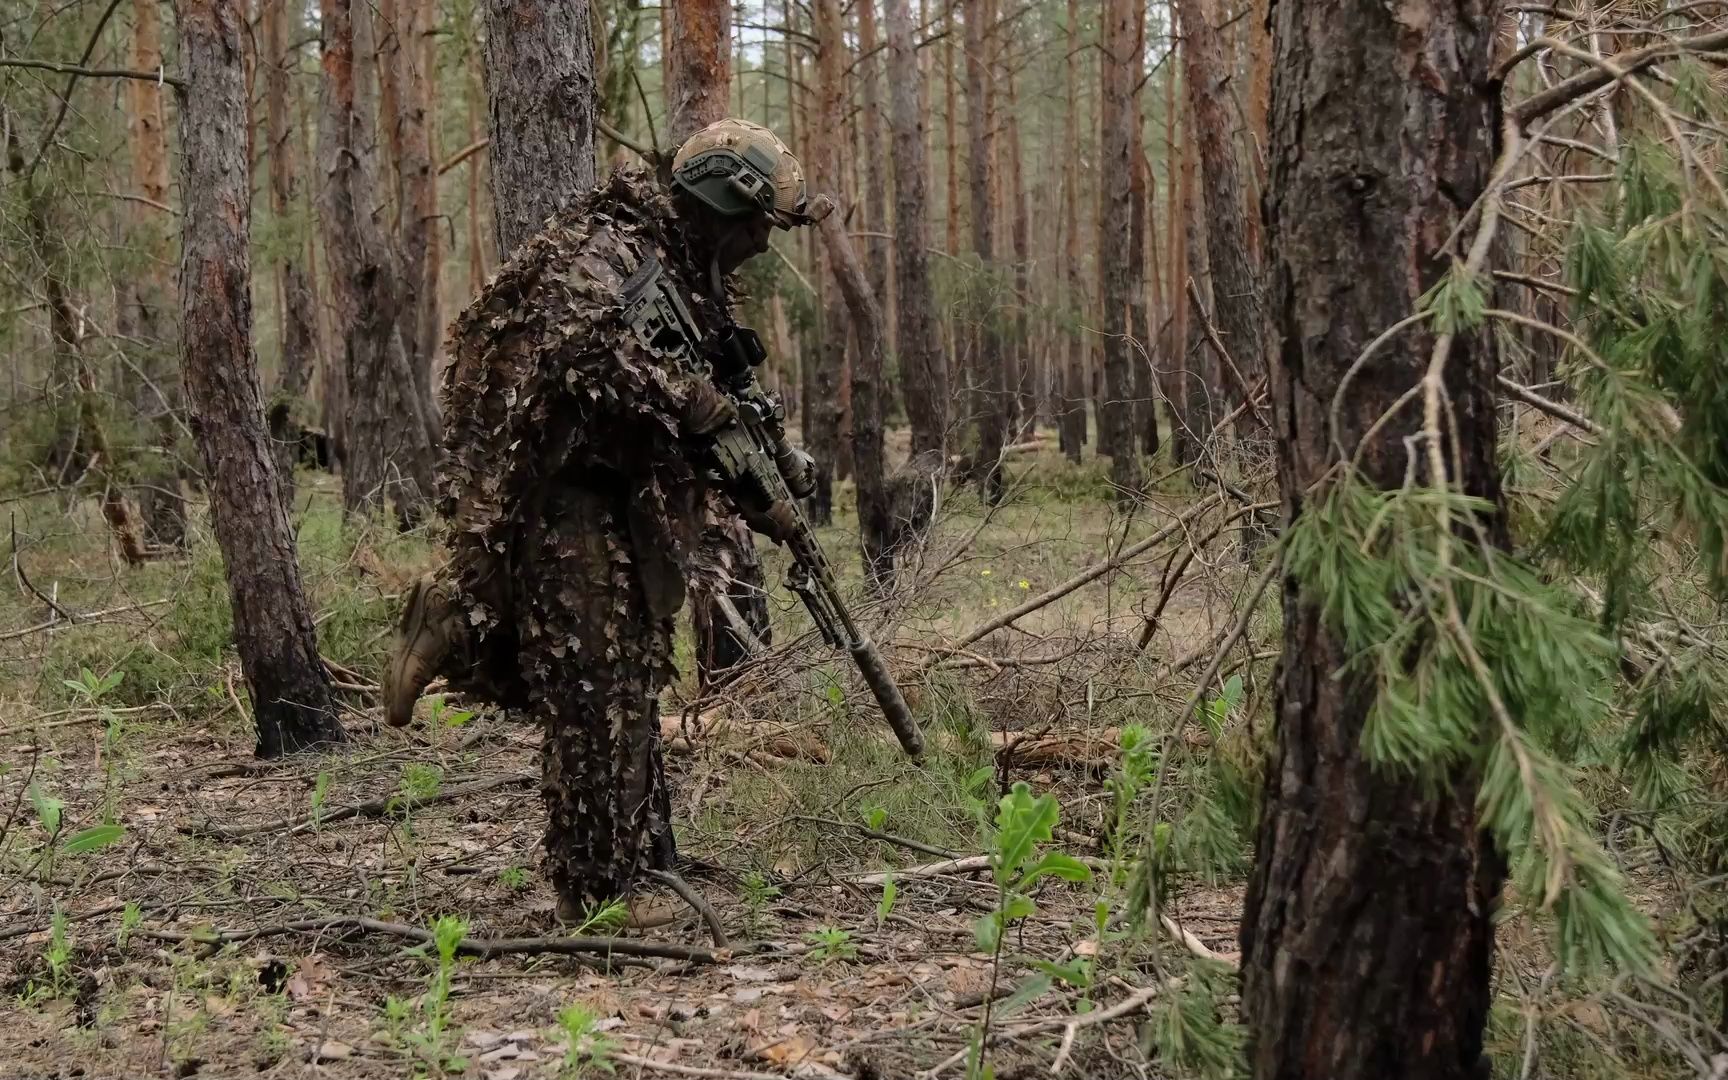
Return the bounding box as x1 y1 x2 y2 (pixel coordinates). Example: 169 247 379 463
1005 65 1032 437
963 0 1006 502
663 0 772 688
857 0 889 347
807 0 846 526
1097 0 1140 498
318 0 436 522
1239 0 1507 1074
377 0 442 449
264 0 321 505
1058 0 1085 464
819 214 892 584
175 0 344 758
1175 0 1267 399
664 0 729 148
474 0 677 904
479 0 597 259
124 0 188 547
1127 4 1153 459
886 0 946 460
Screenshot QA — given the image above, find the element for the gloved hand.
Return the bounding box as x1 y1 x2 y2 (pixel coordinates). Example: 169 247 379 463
740 499 797 544
679 378 737 437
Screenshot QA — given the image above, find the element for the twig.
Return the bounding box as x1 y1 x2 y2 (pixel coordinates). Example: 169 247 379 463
1185 277 1269 429
1047 984 1165 1075
0 57 182 86
608 1054 797 1080
132 914 736 964
1159 914 1235 967
9 512 70 621
185 772 534 838
792 816 961 860
644 868 730 949
848 855 992 885
1496 374 1601 435
1509 28 1728 124
438 137 488 174
598 118 658 163
0 598 172 642
937 495 1226 659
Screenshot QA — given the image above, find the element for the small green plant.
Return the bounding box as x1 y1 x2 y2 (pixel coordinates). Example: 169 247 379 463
427 695 475 728
555 1001 616 1077
803 925 857 964
876 874 897 926
398 914 469 1074
309 771 333 827
117 901 143 948
562 898 628 936
42 904 71 999
967 782 1092 1080
740 871 781 937
498 865 528 891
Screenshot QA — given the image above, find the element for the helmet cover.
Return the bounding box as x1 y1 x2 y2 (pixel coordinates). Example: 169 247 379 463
670 118 829 228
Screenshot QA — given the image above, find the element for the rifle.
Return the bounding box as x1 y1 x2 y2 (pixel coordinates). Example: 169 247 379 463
623 255 924 759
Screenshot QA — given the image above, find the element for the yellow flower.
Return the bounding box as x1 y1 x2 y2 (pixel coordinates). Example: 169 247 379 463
1017 580 1030 590
980 568 992 577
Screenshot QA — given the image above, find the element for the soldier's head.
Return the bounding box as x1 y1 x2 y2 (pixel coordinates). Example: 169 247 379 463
669 118 831 276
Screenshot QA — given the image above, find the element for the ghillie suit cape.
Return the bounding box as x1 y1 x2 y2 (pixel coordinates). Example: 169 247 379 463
437 166 736 905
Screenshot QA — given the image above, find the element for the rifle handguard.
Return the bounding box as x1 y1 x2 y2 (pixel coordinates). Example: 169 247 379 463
848 635 923 758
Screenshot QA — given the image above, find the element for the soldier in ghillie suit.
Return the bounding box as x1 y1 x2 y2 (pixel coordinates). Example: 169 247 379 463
381 119 828 918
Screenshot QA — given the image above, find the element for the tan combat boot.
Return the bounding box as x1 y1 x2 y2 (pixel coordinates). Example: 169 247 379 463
382 573 462 727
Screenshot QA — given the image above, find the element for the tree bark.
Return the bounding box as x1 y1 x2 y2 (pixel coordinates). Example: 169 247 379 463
818 214 892 585
1096 0 1140 498
124 0 188 547
664 0 729 147
662 0 772 688
318 0 436 522
963 0 1006 502
886 0 946 460
479 0 598 259
806 0 846 526
1005 63 1032 437
175 0 344 758
377 0 442 449
1057 0 1085 464
856 0 889 350
1175 0 1268 400
263 0 321 506
1239 0 1507 1074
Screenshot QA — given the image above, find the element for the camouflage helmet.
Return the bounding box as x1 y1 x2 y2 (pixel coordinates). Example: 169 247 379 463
670 118 831 229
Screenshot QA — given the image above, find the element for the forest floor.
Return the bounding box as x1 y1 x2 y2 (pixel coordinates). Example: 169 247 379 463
0 431 1511 1079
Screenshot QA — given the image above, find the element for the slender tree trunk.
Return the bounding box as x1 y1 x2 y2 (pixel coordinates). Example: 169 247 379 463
664 0 730 148
479 0 597 259
124 0 188 546
663 0 771 690
1127 3 1153 459
1097 0 1141 498
963 0 1006 501
1163 50 1196 465
943 2 959 258
1176 0 1267 404
805 0 846 526
1005 63 1032 437
264 0 321 505
857 0 889 341
175 0 344 758
319 0 436 521
466 45 490 293
1058 0 1085 463
377 0 442 448
819 214 893 584
887 0 946 460
1239 0 1507 1074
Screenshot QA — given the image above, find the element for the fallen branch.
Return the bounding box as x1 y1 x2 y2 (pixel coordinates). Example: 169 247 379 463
936 495 1225 660
1049 983 1166 1074
134 914 737 964
1160 914 1235 968
644 868 730 950
185 772 534 838
0 598 172 642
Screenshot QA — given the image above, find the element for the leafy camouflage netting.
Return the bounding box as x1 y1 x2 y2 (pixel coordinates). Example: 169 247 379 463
434 165 731 903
